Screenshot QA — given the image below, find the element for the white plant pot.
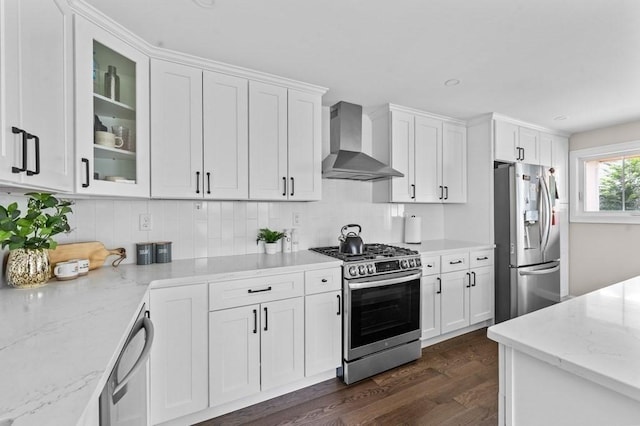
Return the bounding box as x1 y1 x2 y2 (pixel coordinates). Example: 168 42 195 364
265 242 279 254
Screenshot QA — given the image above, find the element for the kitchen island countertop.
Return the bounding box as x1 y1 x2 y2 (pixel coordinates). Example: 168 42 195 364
0 250 340 426
488 275 640 403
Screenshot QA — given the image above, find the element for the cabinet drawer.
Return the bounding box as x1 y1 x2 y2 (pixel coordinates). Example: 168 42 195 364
209 272 304 311
470 249 494 268
421 255 440 276
441 252 469 273
305 268 341 295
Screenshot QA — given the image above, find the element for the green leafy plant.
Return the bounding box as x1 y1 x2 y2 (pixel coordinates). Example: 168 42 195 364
256 228 284 244
0 192 73 250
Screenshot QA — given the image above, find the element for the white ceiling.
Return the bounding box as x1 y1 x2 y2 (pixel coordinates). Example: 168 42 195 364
84 0 640 135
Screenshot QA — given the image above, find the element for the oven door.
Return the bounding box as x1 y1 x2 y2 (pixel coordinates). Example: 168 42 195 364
344 270 422 361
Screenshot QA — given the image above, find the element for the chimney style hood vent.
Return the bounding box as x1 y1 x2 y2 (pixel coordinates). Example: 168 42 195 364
322 101 403 181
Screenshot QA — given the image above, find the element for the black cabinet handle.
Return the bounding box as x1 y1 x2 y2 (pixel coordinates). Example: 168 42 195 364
444 186 449 200
476 256 489 261
282 177 287 197
206 172 211 194
321 278 328 283
290 177 294 196
411 184 416 199
248 286 272 294
263 307 268 331
81 158 90 188
196 171 200 194
26 133 40 176
521 147 525 161
449 260 463 265
436 277 441 294
253 309 257 334
466 272 471 288
472 271 477 287
337 294 341 315
11 127 27 173
439 185 443 200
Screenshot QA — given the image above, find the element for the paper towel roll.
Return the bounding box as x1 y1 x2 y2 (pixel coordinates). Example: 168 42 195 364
404 215 422 244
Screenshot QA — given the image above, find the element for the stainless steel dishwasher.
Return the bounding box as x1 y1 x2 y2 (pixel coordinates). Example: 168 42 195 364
99 304 154 426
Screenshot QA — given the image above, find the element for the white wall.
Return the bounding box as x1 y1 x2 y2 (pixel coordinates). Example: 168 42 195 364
569 120 640 296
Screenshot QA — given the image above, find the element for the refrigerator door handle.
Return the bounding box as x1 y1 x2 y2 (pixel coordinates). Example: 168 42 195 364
540 174 552 255
518 264 560 276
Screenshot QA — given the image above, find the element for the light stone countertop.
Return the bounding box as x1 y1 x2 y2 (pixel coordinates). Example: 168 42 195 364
396 239 495 255
0 250 340 426
488 275 640 402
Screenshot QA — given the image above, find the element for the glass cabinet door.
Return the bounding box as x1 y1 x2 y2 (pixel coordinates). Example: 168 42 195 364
74 16 149 197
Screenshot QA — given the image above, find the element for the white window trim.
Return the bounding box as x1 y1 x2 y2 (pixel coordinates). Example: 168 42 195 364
570 139 640 224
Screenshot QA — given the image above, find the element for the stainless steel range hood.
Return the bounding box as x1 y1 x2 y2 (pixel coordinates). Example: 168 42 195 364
322 101 403 181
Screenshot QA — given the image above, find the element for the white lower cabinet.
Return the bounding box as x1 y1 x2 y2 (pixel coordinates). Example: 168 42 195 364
209 297 304 406
149 284 209 425
305 291 341 376
422 249 495 340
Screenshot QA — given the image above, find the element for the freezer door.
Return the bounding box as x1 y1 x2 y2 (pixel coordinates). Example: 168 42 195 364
541 168 561 262
513 163 544 266
513 261 561 316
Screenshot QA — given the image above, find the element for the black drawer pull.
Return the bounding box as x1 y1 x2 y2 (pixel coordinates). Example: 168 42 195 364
449 260 463 265
248 286 272 294
476 256 489 261
321 278 328 283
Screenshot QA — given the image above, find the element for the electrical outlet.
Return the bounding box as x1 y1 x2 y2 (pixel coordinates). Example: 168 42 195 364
139 214 153 231
293 212 301 226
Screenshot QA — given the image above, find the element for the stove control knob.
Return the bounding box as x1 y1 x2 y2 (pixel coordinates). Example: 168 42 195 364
358 265 367 275
367 264 375 274
400 259 409 269
348 266 358 277
409 258 416 268
416 258 422 267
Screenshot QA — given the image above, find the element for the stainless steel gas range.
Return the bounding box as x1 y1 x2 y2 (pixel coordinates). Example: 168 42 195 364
310 244 423 384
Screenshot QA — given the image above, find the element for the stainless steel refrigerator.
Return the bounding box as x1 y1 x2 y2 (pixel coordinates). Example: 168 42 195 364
494 162 561 323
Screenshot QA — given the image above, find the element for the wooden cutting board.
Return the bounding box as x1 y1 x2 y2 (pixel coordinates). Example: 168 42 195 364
48 241 126 270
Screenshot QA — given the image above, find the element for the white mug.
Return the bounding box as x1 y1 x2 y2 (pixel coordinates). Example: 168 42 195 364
54 261 79 281
95 131 124 148
69 258 90 276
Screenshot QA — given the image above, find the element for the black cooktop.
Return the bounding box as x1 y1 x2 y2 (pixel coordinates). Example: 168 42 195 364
310 243 419 262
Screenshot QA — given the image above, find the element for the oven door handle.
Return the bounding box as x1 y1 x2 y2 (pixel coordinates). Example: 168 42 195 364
348 270 422 289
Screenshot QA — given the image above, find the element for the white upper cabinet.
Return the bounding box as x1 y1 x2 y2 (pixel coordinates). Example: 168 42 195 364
150 60 203 198
150 60 249 199
74 16 150 197
550 133 568 204
494 119 540 165
372 105 466 203
518 127 540 164
1 0 73 192
249 82 322 201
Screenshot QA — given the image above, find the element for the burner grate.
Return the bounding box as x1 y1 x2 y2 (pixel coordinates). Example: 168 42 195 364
310 244 418 262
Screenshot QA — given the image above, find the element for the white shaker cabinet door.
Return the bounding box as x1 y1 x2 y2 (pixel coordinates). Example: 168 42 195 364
442 122 467 203
287 89 322 201
518 126 540 165
150 59 203 198
2 0 73 191
414 115 441 202
305 291 342 376
440 270 470 334
209 304 261 407
203 71 248 199
494 120 520 163
261 297 305 391
249 81 288 200
421 273 442 340
469 265 494 324
150 284 208 425
390 110 415 202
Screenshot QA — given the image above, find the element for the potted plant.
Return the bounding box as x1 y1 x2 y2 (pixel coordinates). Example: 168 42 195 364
0 192 73 288
257 228 284 254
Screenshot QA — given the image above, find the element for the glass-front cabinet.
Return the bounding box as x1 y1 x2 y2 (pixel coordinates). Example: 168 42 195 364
74 16 150 197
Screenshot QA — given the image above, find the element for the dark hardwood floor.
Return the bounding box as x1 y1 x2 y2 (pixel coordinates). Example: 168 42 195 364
198 328 498 426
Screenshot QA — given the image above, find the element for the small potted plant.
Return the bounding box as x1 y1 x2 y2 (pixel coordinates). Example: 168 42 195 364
257 228 284 255
0 192 73 288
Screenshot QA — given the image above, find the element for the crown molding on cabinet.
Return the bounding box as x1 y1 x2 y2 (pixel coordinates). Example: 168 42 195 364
368 103 466 126
467 113 570 137
66 0 327 95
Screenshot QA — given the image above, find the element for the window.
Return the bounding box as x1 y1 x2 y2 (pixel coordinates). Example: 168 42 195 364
570 140 640 223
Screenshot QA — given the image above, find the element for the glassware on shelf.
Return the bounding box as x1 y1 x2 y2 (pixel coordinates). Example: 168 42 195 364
93 52 100 94
104 65 120 101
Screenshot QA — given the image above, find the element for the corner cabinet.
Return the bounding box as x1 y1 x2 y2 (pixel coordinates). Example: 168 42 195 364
372 104 467 203
248 82 322 201
150 60 249 199
0 0 73 192
74 16 150 197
